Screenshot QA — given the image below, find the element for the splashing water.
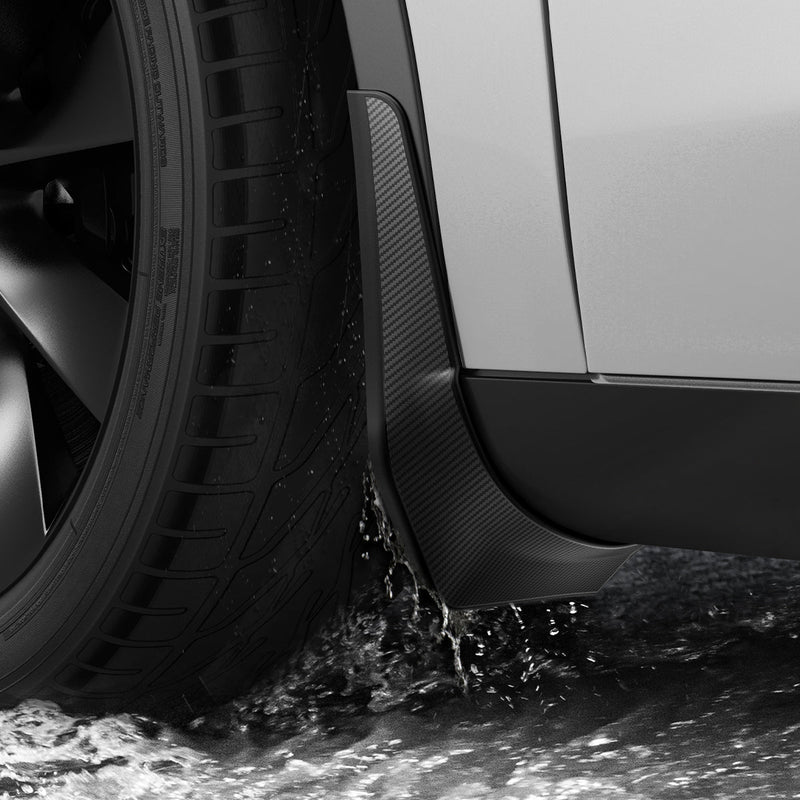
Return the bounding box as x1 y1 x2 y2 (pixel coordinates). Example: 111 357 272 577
357 468 572 700
5 474 800 797
360 469 478 694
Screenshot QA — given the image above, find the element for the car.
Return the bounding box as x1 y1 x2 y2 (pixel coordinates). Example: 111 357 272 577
0 0 796 713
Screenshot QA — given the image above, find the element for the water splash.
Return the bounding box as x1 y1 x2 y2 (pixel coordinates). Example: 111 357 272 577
371 469 602 701
360 468 578 698
359 470 420 609
5 525 800 796
361 468 477 692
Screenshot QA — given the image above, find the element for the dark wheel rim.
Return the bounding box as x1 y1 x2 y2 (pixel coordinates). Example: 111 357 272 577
0 6 135 592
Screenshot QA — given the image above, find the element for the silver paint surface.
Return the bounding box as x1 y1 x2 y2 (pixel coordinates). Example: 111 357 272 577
405 0 587 373
551 0 800 381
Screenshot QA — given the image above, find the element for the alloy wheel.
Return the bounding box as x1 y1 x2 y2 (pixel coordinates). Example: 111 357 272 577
0 2 135 591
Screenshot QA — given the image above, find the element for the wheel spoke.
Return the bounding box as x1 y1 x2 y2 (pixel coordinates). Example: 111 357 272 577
0 331 45 590
0 196 128 420
0 20 134 168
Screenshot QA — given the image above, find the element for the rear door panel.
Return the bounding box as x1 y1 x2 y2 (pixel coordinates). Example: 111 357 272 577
550 0 800 381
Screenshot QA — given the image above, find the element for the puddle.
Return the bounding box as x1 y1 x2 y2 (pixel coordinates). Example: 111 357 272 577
3 478 800 797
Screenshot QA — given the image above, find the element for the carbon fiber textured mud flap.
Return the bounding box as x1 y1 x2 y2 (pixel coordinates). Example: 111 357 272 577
349 91 638 609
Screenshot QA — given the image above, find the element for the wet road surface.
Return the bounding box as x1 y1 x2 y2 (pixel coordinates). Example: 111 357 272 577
4 529 800 797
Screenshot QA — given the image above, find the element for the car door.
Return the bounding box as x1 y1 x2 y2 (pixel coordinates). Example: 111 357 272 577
550 0 800 383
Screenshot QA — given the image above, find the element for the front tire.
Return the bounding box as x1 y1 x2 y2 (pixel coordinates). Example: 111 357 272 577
0 0 365 714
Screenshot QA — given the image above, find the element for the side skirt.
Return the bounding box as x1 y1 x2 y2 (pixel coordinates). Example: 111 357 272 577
463 371 800 561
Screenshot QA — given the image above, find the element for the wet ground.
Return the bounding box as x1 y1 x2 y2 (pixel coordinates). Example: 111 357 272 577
5 508 800 798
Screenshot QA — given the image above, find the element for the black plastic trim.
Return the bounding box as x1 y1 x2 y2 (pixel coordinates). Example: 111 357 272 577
349 90 636 609
463 372 800 560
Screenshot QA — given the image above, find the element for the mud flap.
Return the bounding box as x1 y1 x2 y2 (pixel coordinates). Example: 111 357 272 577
349 90 637 609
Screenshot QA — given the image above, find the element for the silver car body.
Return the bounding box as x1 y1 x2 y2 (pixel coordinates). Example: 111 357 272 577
406 0 800 383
